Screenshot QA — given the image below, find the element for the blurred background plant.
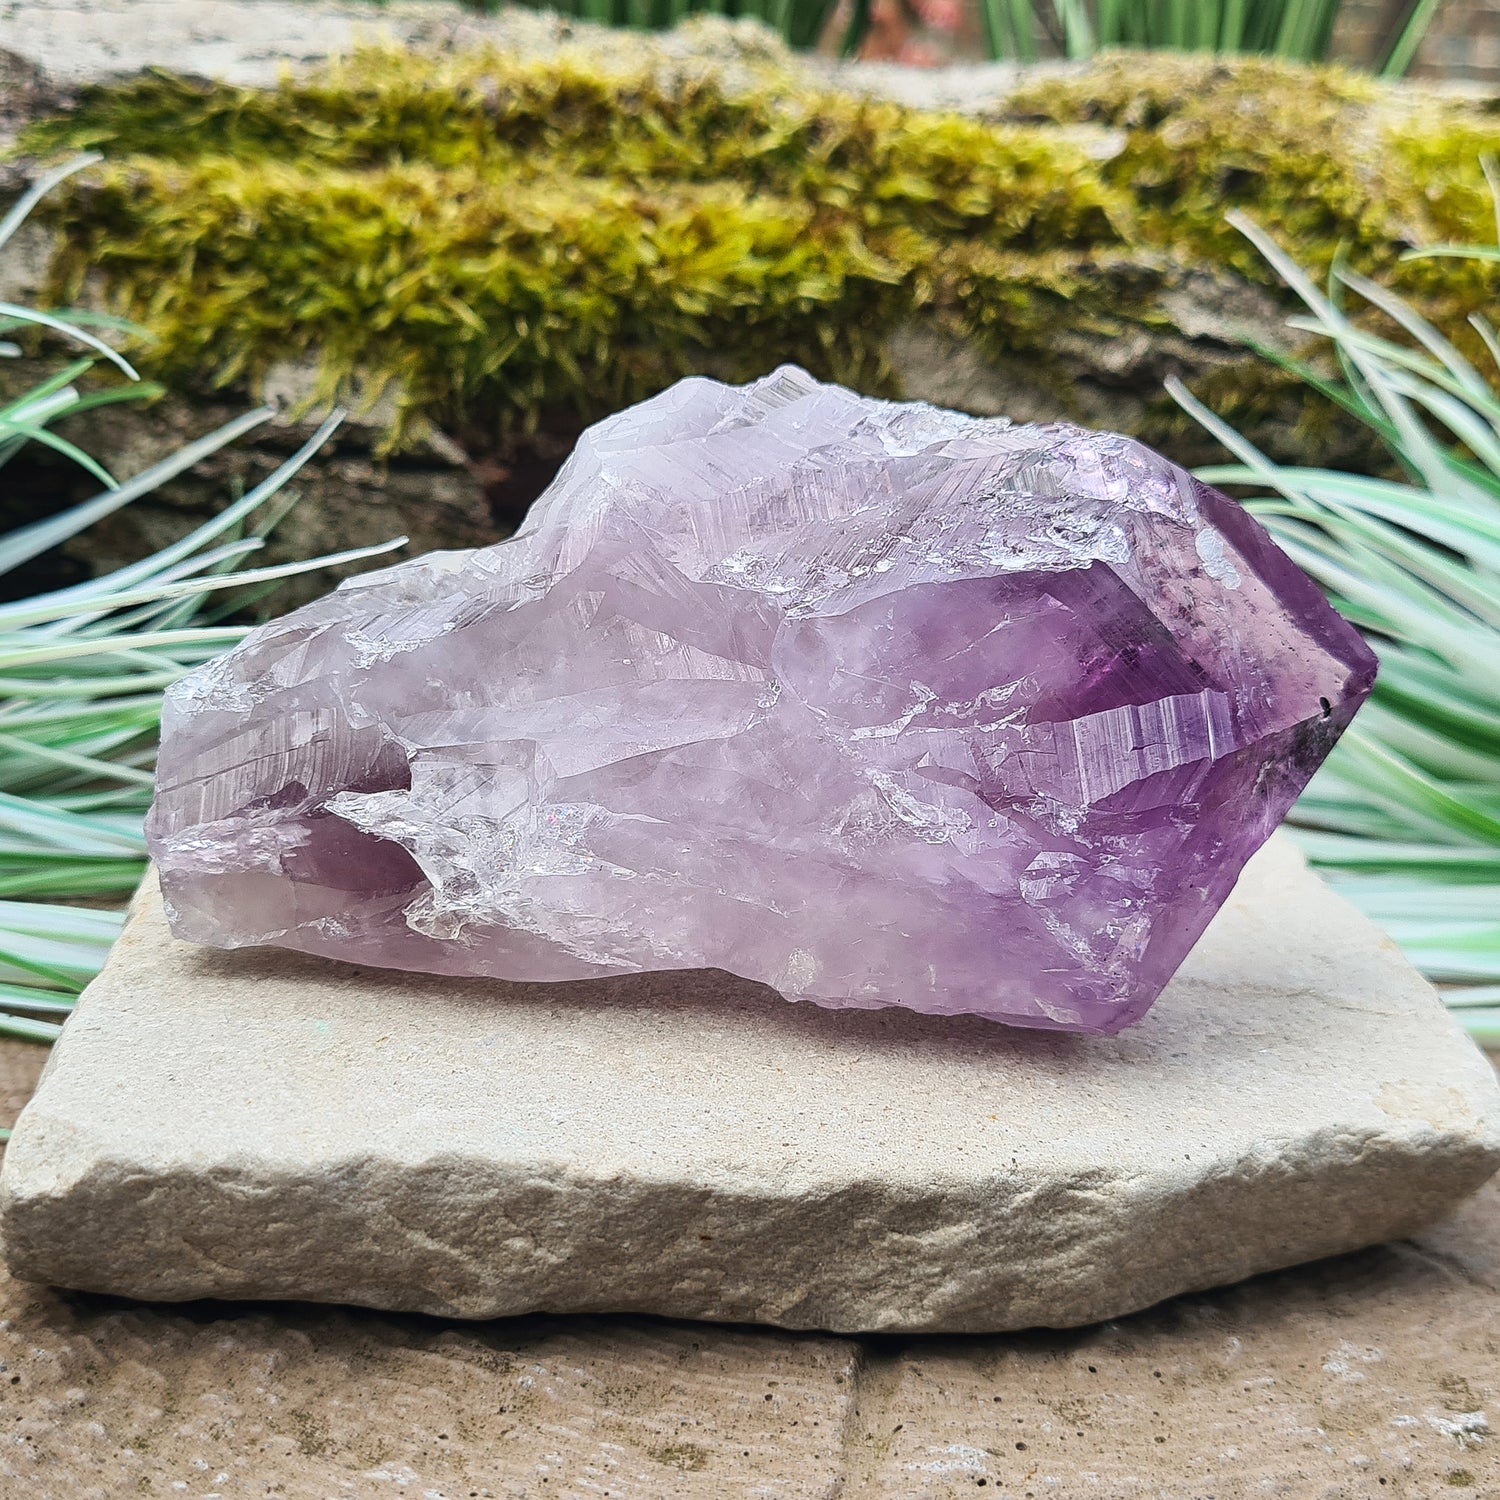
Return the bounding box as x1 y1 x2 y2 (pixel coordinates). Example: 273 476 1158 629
497 0 1439 71
1171 201 1500 1047
0 158 401 1063
975 0 1437 69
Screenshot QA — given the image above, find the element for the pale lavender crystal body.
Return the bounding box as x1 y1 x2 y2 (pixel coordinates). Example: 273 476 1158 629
147 367 1375 1032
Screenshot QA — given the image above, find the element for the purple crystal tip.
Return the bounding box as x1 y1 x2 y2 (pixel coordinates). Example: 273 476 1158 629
147 368 1376 1033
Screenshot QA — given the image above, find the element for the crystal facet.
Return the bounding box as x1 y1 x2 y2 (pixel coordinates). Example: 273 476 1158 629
147 367 1376 1032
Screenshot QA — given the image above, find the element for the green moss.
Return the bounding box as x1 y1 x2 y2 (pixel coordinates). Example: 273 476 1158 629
50 158 912 444
1007 51 1381 130
947 243 1171 358
646 1441 710 1471
1011 52 1422 277
1011 51 1500 360
23 45 1500 451
35 52 1130 246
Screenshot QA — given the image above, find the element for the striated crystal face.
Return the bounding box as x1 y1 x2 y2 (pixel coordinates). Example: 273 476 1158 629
147 367 1376 1033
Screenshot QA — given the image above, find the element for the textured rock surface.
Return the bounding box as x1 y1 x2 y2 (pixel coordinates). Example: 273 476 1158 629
146 370 1376 1033
4 837 1498 1335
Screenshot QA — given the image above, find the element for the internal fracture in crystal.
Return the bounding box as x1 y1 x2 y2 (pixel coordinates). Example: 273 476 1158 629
147 367 1376 1032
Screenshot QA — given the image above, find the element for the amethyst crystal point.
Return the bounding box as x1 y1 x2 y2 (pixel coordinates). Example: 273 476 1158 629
147 368 1375 1033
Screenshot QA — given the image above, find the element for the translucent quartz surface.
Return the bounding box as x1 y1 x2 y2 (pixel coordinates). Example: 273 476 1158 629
147 368 1376 1031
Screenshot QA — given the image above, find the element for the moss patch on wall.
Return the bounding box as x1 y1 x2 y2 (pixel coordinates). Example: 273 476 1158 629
1007 52 1500 320
24 42 1500 455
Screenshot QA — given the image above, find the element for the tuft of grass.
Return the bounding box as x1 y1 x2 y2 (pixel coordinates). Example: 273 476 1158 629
1172 206 1500 1044
0 158 403 1051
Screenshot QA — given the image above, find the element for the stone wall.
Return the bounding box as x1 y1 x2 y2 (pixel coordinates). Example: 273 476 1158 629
1337 0 1500 86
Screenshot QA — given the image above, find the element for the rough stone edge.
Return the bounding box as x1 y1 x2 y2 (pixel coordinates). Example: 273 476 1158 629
4 1100 1498 1334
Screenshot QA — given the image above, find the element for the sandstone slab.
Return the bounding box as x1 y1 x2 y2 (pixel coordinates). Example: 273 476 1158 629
4 1041 1500 1496
2 837 1498 1334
